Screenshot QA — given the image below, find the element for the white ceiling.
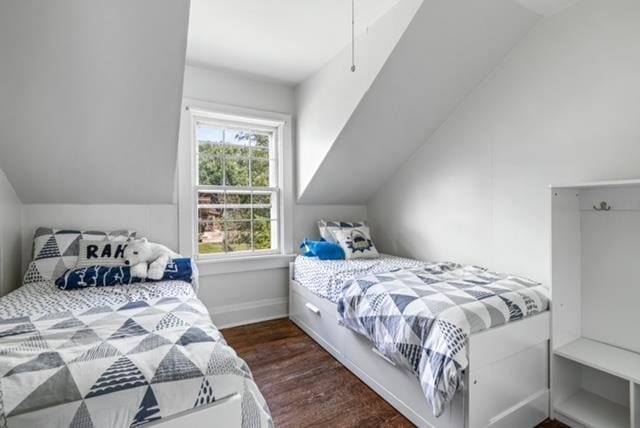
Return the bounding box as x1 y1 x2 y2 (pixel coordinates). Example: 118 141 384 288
186 0 400 84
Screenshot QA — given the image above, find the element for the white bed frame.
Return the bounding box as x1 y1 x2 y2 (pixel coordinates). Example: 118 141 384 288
149 393 242 427
289 262 551 428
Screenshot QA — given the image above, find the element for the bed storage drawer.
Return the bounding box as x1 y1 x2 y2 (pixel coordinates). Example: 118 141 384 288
289 283 343 357
342 330 464 428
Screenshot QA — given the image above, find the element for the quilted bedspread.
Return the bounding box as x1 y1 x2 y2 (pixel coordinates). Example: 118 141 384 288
337 262 550 417
0 280 272 428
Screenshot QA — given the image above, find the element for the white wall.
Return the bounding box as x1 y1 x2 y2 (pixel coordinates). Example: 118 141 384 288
0 168 22 296
0 0 189 204
368 0 640 284
183 65 367 327
295 0 422 199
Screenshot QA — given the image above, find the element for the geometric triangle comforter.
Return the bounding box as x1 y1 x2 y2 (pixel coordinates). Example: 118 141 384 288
337 262 550 418
0 280 273 428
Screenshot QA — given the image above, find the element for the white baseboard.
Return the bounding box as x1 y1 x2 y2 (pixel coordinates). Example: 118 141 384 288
210 297 288 329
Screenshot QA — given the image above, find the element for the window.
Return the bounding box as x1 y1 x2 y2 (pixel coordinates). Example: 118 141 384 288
178 100 293 262
193 117 280 257
179 100 293 266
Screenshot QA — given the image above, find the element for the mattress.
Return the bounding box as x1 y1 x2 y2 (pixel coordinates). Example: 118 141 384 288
293 254 425 303
0 280 272 428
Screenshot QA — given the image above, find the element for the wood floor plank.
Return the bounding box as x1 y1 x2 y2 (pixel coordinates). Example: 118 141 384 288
222 318 566 428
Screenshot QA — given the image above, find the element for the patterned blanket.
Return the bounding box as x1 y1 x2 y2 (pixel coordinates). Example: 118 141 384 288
0 280 272 428
337 262 550 417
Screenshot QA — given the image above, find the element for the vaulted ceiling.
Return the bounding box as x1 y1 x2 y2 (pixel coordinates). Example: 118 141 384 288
297 0 542 203
0 0 583 205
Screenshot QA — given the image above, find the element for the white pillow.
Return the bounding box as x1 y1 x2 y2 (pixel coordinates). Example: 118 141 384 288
332 226 379 259
75 239 130 268
317 220 368 243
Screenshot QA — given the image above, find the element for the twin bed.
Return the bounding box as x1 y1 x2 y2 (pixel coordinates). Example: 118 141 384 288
0 229 272 428
291 254 551 428
1 227 551 428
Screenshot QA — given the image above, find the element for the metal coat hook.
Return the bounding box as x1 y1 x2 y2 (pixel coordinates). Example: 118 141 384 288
593 201 612 211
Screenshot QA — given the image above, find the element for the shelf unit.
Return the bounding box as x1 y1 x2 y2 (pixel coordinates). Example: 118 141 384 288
554 338 640 428
551 180 640 428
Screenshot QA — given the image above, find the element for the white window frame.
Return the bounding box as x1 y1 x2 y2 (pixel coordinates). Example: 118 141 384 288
178 99 294 274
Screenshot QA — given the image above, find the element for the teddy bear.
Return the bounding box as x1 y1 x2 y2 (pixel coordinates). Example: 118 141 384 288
123 237 180 280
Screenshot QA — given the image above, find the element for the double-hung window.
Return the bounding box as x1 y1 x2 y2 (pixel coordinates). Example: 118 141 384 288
180 103 291 260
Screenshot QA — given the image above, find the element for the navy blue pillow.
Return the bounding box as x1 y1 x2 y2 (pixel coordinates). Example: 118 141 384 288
300 239 345 260
56 258 193 290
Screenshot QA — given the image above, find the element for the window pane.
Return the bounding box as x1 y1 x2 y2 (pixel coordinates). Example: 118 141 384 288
226 192 251 205
198 191 224 206
198 208 224 254
252 147 269 159
224 158 249 186
197 127 224 145
251 159 269 187
251 133 270 150
253 220 272 250
224 207 252 221
198 154 223 186
225 221 252 252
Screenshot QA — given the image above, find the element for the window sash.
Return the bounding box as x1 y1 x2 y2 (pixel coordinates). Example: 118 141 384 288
194 121 280 257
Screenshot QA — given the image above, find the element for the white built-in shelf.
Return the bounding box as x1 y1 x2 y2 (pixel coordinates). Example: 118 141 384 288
555 389 630 428
555 338 640 384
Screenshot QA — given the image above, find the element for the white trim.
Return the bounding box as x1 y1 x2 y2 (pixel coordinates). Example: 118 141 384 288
209 297 288 329
197 253 295 276
550 178 640 190
178 99 294 268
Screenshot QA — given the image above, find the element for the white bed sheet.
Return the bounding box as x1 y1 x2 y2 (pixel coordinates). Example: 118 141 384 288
293 254 424 303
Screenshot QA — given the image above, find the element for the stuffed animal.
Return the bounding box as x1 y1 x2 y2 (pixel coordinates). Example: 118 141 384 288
123 238 180 280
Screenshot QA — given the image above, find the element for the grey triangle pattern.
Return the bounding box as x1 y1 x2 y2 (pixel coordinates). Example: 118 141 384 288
5 352 65 377
62 235 82 257
9 366 82 417
69 401 94 428
154 313 187 331
50 317 85 330
0 331 48 356
151 346 202 384
59 328 102 349
108 318 148 340
194 377 215 407
23 263 46 284
85 356 147 398
71 341 121 363
36 235 61 260
128 333 172 355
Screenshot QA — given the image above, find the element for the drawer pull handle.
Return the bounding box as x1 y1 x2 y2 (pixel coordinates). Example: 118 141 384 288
371 348 396 367
305 302 320 315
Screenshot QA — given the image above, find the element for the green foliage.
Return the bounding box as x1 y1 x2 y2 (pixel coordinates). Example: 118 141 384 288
197 132 273 254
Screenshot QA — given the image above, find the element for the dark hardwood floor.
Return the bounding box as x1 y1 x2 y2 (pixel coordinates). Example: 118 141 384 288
222 318 567 428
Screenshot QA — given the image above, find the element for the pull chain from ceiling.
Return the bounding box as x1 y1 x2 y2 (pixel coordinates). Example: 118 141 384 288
351 0 356 72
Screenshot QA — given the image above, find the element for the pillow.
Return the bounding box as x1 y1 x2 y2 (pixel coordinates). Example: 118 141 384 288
300 239 345 260
56 258 193 290
75 239 129 268
332 226 379 259
317 220 368 243
23 228 137 285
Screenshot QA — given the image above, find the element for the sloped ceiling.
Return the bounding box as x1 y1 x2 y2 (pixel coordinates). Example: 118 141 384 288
297 0 541 204
0 0 189 204
187 0 401 84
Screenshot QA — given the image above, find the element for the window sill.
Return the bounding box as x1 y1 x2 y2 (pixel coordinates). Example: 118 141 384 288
196 253 297 276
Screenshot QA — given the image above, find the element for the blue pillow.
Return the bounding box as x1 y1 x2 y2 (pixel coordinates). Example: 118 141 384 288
300 239 345 260
56 258 193 290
